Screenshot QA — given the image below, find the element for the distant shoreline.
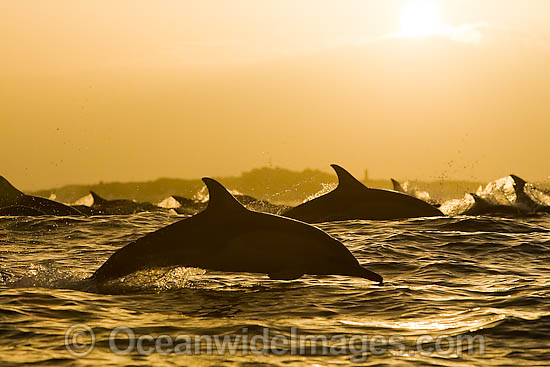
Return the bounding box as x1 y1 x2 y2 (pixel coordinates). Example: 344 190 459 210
28 166 498 205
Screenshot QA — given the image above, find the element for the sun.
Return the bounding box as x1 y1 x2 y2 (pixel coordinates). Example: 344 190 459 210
399 0 445 37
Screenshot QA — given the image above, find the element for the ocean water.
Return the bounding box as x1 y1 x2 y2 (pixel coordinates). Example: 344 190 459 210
1 212 549 366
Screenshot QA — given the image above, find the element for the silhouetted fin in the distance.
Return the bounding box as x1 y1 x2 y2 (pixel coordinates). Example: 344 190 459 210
0 176 83 216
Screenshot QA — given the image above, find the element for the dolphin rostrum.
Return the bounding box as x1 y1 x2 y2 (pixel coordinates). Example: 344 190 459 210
92 178 382 283
283 165 443 222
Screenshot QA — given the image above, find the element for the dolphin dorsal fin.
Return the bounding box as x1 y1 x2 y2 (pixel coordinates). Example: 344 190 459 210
469 193 486 204
391 178 405 193
90 191 107 205
0 176 25 205
202 178 246 213
510 174 527 192
330 164 368 191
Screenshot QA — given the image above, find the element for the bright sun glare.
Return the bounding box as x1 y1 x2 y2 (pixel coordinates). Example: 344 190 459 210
399 0 445 37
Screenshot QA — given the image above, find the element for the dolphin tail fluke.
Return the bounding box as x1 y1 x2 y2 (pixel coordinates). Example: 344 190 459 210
355 266 383 284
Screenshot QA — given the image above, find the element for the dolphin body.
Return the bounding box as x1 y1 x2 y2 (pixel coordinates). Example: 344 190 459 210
473 174 550 215
0 205 47 216
0 176 83 216
463 193 523 216
87 191 160 215
283 165 443 223
92 178 382 283
508 174 550 213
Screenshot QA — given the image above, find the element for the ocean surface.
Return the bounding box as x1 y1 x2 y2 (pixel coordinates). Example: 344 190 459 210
1 212 549 366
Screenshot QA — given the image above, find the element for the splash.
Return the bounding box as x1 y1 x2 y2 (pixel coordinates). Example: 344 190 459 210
476 176 517 206
304 183 337 203
91 267 207 294
439 194 475 216
156 196 182 209
7 262 88 289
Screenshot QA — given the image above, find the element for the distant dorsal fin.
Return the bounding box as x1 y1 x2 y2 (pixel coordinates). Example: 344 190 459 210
391 178 405 193
0 176 25 205
172 195 197 206
510 174 526 192
330 164 368 190
89 191 107 205
469 193 487 205
202 178 246 212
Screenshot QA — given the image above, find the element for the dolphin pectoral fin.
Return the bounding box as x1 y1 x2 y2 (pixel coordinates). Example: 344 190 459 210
268 270 304 280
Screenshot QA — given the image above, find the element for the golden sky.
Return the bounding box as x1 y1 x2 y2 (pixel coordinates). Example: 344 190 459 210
2 0 550 190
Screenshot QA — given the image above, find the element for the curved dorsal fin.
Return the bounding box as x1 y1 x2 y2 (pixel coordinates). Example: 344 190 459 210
510 174 526 192
330 164 368 190
469 193 487 205
0 176 25 205
202 178 246 212
391 178 405 193
90 191 107 205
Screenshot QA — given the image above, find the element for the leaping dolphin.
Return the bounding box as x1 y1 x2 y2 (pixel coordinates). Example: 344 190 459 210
92 178 382 283
283 165 443 222
0 176 83 216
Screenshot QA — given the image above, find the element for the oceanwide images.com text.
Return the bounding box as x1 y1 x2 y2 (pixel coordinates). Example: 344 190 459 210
65 324 485 362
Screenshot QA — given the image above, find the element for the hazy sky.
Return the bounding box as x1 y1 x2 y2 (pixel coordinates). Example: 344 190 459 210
2 0 550 190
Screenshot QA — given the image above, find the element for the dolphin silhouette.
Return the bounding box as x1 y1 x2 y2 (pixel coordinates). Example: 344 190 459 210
463 193 522 216
92 178 382 283
509 174 542 212
283 165 443 222
0 205 47 216
0 176 83 216
88 191 160 215
474 174 550 214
